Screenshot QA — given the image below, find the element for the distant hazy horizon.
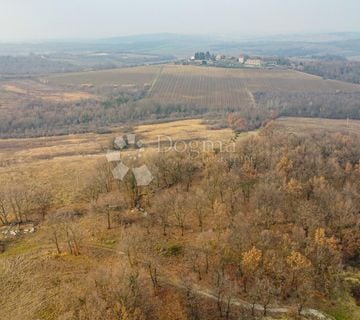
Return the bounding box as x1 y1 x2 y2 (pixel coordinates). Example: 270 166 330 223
2 31 360 45
1 0 360 42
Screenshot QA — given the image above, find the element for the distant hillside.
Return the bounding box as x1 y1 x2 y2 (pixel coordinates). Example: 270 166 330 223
0 55 80 75
2 32 360 59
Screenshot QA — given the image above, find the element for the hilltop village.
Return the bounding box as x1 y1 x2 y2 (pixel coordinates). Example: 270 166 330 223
181 51 291 69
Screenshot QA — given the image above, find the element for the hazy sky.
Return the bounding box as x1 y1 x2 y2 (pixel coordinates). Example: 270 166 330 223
1 0 360 41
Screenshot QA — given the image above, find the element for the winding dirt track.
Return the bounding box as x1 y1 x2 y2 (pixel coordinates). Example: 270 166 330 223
87 244 334 320
0 240 334 319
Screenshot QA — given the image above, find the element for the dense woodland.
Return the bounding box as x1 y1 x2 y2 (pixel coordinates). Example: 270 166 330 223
296 58 360 84
2 86 360 138
0 91 267 138
255 92 360 120
1 124 359 319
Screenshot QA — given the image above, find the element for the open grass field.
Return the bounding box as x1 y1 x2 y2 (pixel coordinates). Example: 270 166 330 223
0 131 113 205
0 119 233 206
274 116 360 136
2 115 360 208
0 79 97 109
135 118 234 145
2 116 360 207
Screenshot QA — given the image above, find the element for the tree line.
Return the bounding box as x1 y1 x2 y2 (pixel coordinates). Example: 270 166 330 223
295 58 360 84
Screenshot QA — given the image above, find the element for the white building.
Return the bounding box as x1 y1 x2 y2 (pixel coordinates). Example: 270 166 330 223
245 58 263 67
215 54 226 61
238 55 245 64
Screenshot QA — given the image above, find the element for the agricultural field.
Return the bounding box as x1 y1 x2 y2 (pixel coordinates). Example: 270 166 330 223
44 64 360 107
45 65 161 88
0 65 159 111
148 65 254 108
234 68 360 93
148 65 360 107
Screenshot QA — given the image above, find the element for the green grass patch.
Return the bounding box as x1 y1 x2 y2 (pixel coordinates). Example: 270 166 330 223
326 297 360 320
0 240 38 258
157 243 183 257
99 238 117 248
35 304 58 320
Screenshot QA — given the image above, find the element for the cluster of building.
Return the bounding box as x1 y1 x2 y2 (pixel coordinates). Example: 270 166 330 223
237 54 263 67
188 52 263 67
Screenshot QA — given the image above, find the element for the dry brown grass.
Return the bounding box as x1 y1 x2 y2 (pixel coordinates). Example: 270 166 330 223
2 84 28 94
45 65 161 87
1 116 358 207
0 216 121 320
135 119 233 145
0 119 233 206
40 91 95 102
0 80 97 104
0 130 118 206
0 131 113 162
274 117 360 136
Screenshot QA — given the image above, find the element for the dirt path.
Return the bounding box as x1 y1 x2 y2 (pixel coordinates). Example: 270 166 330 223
161 273 333 320
1 240 334 320
87 244 334 320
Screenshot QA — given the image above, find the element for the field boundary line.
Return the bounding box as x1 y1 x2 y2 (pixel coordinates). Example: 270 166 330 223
245 87 257 109
147 65 164 97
